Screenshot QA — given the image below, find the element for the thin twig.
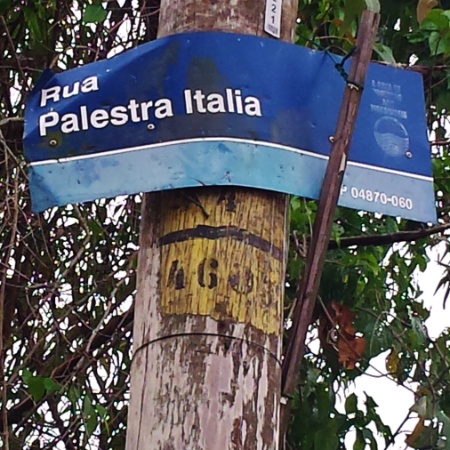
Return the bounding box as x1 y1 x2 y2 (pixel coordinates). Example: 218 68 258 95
384 411 413 450
0 117 23 127
0 154 20 450
316 223 450 250
0 16 29 93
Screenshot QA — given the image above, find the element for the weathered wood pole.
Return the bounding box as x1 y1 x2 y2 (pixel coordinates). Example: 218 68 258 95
126 1 296 449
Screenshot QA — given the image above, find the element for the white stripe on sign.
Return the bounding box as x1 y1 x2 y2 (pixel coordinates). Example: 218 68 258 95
29 137 434 182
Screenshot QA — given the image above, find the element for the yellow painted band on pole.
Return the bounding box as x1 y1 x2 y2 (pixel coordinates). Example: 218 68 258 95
160 239 283 334
156 188 287 335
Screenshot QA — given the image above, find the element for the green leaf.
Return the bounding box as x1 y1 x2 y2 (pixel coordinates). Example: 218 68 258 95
385 217 399 234
87 219 105 238
343 0 365 35
362 252 381 276
68 386 81 407
428 31 449 55
411 316 427 346
22 369 32 384
365 394 378 410
314 420 338 450
86 413 98 436
353 430 365 450
373 43 397 63
332 223 345 246
96 404 107 418
290 196 301 211
27 376 46 402
365 0 380 13
83 3 107 24
43 378 60 394
96 404 110 433
83 394 93 417
83 394 98 436
437 410 450 450
23 7 42 41
354 410 368 427
315 385 328 420
416 253 428 272
345 393 358 414
441 392 450 419
0 0 10 15
362 428 377 450
408 30 428 43
420 9 449 31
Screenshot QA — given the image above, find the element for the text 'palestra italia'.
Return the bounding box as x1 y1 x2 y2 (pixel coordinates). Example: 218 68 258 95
38 76 263 137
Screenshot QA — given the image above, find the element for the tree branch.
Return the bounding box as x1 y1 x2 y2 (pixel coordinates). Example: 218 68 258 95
327 223 450 249
0 306 133 433
291 223 450 256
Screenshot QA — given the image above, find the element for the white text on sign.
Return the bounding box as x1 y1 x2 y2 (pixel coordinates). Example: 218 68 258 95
38 76 263 137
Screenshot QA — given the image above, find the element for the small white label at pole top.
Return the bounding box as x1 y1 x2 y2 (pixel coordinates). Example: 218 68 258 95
264 0 282 38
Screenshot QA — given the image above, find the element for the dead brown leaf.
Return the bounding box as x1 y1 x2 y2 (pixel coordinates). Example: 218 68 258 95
405 417 425 448
417 0 438 24
318 300 366 369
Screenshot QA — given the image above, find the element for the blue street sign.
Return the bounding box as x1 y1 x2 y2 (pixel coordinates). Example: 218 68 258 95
24 31 436 222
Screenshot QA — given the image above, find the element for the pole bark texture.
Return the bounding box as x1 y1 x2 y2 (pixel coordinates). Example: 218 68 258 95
126 1 296 449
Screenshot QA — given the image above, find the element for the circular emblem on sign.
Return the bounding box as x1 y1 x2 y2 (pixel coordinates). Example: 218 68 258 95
374 116 409 157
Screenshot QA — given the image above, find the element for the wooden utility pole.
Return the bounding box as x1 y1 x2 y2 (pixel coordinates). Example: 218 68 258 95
126 1 296 449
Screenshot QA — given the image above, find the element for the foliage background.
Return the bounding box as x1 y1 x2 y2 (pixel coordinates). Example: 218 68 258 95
0 0 449 449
